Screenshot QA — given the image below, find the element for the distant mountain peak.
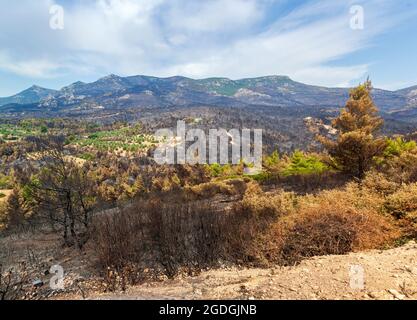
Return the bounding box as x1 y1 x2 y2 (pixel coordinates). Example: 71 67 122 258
72 81 86 85
24 85 54 93
100 74 122 81
62 81 86 89
0 85 57 107
261 75 292 80
28 85 42 90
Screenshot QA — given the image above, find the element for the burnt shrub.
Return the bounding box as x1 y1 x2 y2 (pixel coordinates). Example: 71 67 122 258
91 183 284 281
147 200 231 277
227 185 297 265
0 263 31 300
384 183 417 219
92 207 145 271
91 180 403 285
380 151 417 184
384 183 417 238
92 198 236 279
275 202 401 265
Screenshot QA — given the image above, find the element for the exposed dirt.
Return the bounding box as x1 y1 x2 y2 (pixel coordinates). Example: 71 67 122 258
75 241 417 300
2 230 417 300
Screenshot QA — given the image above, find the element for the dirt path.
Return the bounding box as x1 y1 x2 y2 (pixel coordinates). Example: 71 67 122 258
82 241 417 300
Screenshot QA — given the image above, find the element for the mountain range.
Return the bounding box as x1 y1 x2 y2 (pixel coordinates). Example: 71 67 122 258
1 75 417 121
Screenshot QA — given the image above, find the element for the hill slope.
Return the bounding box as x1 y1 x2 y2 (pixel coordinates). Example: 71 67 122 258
0 85 57 107
0 75 415 116
84 241 417 300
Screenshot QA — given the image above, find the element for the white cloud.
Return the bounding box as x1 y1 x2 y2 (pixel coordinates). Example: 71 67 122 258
163 0 265 33
0 52 61 78
0 0 416 88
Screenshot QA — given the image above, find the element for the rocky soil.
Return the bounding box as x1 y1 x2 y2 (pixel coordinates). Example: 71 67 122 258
2 230 417 300
77 242 417 300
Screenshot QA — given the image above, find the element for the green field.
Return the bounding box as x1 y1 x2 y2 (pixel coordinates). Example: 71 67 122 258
73 126 157 153
0 123 45 141
0 120 157 155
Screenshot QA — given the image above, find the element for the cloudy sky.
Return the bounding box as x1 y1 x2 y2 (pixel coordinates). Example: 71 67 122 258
1 0 417 96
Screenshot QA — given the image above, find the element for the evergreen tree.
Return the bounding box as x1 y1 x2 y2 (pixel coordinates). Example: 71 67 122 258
318 80 386 178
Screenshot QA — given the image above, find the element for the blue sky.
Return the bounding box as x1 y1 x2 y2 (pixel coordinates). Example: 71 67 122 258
1 0 417 96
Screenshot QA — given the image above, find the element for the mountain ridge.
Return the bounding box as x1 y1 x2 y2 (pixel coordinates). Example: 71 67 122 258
2 74 414 99
0 85 58 107
0 75 416 119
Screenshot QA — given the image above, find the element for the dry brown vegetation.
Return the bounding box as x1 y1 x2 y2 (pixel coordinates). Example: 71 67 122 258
92 199 233 281
275 201 400 265
89 171 411 289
